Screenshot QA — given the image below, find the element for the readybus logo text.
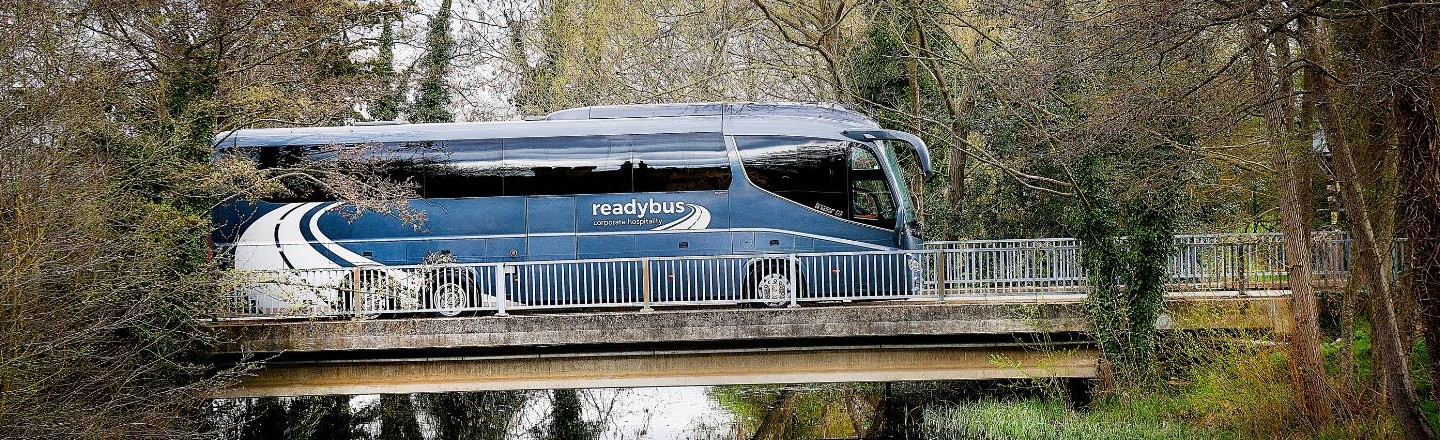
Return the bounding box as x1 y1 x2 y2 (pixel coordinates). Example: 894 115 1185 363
590 199 711 230
591 199 687 218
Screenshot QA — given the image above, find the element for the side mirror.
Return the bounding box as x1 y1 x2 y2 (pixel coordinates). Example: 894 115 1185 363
841 129 933 179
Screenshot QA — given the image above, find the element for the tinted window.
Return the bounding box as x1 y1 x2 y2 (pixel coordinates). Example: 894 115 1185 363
224 143 433 203
421 139 505 198
229 133 731 200
849 147 896 228
737 136 896 228
736 136 849 218
219 145 333 203
626 133 731 192
501 136 629 196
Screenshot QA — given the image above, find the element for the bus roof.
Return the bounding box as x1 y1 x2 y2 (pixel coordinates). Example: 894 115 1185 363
212 102 881 149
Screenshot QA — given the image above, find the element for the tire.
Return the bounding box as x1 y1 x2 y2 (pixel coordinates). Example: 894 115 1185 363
748 260 799 308
425 269 476 317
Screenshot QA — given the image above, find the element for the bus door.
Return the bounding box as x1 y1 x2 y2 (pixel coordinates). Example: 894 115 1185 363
514 196 578 306
526 196 578 260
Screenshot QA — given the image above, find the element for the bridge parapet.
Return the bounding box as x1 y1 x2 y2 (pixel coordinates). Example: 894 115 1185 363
216 233 1366 319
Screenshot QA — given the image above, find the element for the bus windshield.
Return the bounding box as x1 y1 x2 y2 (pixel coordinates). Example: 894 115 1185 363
735 136 904 230
879 141 915 224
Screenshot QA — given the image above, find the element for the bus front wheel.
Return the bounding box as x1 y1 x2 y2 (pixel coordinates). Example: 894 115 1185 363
425 270 477 317
748 263 799 308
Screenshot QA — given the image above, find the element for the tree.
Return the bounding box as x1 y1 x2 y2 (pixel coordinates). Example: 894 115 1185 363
1067 154 1184 389
1384 1 1440 403
2 1 408 437
370 8 407 121
1243 4 1335 425
1297 10 1434 438
412 0 456 123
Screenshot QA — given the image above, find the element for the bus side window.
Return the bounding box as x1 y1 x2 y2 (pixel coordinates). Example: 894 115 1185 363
423 139 504 198
502 136 630 196
849 146 896 228
243 145 336 203
736 136 849 219
628 133 731 192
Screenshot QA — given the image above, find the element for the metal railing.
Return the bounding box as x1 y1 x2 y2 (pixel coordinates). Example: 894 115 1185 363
220 232 1399 319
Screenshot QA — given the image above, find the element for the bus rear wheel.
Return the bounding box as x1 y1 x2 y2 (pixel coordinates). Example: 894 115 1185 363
340 271 390 320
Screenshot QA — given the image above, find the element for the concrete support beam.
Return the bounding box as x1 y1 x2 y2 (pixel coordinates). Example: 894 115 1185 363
208 294 1290 398
215 344 1099 398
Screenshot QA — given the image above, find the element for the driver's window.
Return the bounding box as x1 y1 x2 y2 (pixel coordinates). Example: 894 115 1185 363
849 146 896 228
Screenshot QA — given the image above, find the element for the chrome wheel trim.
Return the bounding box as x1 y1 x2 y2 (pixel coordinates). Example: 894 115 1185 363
756 272 791 306
432 282 466 317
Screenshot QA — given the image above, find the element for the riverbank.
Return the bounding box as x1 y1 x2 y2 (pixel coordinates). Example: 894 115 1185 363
923 329 1434 439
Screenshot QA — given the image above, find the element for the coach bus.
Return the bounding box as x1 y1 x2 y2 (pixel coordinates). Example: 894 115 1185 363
212 102 932 316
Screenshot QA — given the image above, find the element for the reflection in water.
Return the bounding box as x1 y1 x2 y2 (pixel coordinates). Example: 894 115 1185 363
713 383 931 439
542 389 590 439
205 381 1053 439
421 391 529 439
376 394 423 440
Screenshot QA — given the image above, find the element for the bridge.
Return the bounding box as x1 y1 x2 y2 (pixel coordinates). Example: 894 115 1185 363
211 233 1369 397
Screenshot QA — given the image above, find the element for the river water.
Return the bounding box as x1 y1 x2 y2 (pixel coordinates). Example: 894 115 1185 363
204 379 1081 439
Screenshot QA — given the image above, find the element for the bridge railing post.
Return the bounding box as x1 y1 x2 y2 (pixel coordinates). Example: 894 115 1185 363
787 255 800 308
350 267 361 318
495 264 510 317
641 258 654 312
1235 242 1248 295
935 250 948 302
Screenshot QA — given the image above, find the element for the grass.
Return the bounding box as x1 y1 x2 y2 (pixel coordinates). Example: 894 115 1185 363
923 327 1421 439
923 397 1234 440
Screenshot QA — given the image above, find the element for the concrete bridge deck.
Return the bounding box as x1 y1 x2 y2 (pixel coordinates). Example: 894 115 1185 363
210 292 1290 397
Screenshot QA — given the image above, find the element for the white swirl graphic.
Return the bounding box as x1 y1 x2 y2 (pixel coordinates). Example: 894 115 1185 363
652 204 711 230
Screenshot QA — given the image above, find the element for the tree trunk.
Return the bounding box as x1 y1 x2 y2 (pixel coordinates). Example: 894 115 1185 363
1341 275 1357 386
1246 19 1334 426
1385 0 1440 403
906 6 971 240
904 22 926 228
1301 16 1436 440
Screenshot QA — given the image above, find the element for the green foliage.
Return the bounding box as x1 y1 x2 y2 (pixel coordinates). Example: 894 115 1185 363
924 330 1418 439
1320 325 1440 435
3 1 415 437
848 0 942 125
2 110 227 438
1066 154 1184 389
927 164 1073 239
370 12 406 121
412 0 455 123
